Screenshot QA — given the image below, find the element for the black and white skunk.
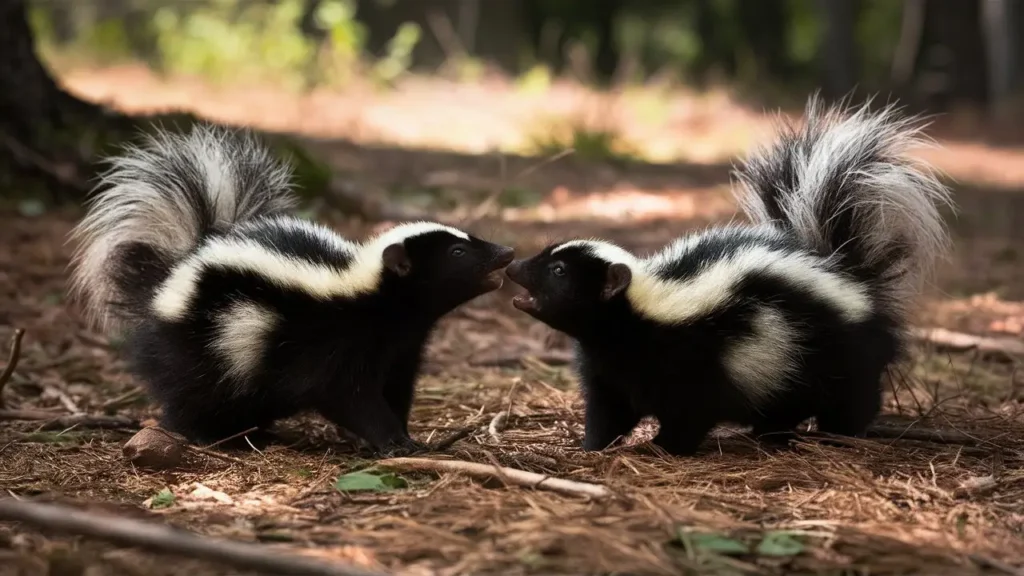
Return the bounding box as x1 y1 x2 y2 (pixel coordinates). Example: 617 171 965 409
505 97 954 456
68 125 514 454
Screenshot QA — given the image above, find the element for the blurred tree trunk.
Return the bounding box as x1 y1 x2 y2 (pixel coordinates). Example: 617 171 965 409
691 0 735 85
735 0 790 82
816 0 862 101
0 0 102 142
1 0 330 203
0 0 116 198
982 0 1024 119
897 0 988 111
521 0 620 83
591 0 623 84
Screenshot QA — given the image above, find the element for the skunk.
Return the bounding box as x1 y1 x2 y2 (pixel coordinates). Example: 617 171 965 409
68 124 514 454
505 96 953 456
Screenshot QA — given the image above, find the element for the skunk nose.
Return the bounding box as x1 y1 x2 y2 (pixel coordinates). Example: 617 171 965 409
505 260 523 281
496 245 515 267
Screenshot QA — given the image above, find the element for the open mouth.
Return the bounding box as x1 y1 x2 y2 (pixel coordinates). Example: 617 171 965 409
480 248 516 291
512 293 539 312
480 270 505 291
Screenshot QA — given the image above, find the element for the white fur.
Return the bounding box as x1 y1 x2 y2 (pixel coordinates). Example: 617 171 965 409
553 237 872 326
152 220 469 322
67 124 295 331
721 306 801 404
212 301 279 387
732 95 954 323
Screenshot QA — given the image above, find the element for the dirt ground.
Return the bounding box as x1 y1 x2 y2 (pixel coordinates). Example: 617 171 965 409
2 66 1024 576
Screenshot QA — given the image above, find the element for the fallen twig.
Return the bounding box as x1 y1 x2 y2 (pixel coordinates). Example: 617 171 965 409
378 457 612 499
0 498 385 576
466 148 575 224
912 327 1024 360
203 426 260 450
487 412 508 443
968 553 1024 576
469 351 573 368
428 425 478 452
44 385 83 415
864 424 980 446
1 135 87 194
0 328 25 408
100 388 144 411
0 409 137 430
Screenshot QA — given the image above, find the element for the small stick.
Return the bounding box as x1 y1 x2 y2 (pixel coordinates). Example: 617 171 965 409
188 446 248 466
202 427 259 450
0 328 26 408
465 148 575 224
0 410 137 430
428 425 477 452
0 498 385 576
44 386 83 415
377 457 612 499
101 388 144 410
968 553 1024 576
864 424 980 446
487 412 508 443
469 351 573 368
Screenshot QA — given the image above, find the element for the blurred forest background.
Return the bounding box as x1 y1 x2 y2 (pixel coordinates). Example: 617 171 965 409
3 0 1024 205
19 0 1024 113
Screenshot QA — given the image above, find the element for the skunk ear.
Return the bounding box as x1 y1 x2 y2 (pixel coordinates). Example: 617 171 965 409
601 263 632 301
382 243 412 277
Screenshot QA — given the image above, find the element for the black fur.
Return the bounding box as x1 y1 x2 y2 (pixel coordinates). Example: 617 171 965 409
505 101 950 457
507 238 899 456
73 126 514 454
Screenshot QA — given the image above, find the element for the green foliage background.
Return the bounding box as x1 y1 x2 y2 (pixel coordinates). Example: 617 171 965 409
27 0 906 94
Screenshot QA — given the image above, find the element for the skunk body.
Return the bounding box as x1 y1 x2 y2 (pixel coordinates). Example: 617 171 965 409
68 125 514 452
505 97 953 456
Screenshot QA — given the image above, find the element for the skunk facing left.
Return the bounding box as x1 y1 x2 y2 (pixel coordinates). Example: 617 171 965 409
67 125 514 454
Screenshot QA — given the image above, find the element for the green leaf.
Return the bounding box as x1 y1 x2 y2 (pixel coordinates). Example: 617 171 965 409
684 531 750 555
150 488 176 509
333 470 408 493
756 531 805 557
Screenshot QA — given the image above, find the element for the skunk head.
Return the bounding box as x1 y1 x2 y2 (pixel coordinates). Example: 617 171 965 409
374 222 514 314
505 239 635 335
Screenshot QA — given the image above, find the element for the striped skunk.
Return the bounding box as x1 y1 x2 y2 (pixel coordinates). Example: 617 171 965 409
67 125 514 454
505 97 953 456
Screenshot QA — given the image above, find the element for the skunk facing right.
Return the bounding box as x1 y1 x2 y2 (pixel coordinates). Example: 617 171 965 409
505 97 954 456
68 125 514 454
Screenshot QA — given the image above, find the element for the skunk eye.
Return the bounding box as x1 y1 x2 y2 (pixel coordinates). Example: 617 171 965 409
450 246 466 257
550 263 566 276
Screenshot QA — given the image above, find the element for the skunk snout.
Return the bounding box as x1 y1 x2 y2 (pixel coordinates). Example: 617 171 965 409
495 245 515 268
505 260 524 283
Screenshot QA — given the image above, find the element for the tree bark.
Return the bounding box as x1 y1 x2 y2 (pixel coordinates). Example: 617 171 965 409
913 0 989 110
0 0 113 197
982 0 1024 119
0 0 330 203
817 0 862 101
0 0 74 140
735 0 790 82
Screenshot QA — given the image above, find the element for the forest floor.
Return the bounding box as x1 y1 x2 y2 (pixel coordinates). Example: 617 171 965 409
2 65 1024 576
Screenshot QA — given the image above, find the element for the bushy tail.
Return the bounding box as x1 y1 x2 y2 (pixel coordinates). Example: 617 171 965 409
68 124 297 331
731 94 954 324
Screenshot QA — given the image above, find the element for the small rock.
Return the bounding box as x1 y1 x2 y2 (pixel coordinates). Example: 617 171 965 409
123 426 186 470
